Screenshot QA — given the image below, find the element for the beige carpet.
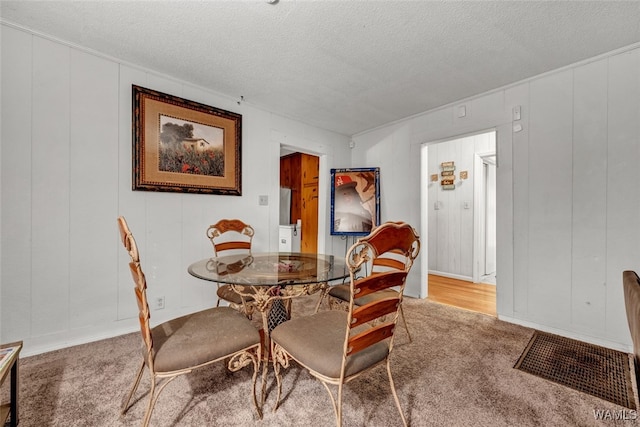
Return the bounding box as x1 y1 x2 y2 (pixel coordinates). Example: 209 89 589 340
14 296 638 426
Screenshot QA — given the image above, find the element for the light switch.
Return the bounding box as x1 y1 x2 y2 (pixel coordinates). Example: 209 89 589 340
513 105 521 121
434 202 440 210
463 201 471 209
457 105 466 118
259 195 268 206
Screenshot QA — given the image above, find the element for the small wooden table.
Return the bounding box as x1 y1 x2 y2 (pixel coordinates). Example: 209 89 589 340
0 341 22 427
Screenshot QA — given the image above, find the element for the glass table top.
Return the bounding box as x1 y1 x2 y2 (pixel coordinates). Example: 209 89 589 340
188 252 349 286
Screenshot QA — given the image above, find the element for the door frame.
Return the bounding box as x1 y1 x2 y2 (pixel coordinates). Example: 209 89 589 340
473 151 496 283
279 145 325 253
420 128 496 299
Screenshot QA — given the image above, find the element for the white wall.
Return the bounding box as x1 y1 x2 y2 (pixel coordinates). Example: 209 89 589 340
352 47 640 351
0 24 350 355
3 24 639 356
426 132 495 280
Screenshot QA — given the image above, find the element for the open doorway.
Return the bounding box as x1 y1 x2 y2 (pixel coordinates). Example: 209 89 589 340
422 130 496 315
474 152 496 284
279 150 319 253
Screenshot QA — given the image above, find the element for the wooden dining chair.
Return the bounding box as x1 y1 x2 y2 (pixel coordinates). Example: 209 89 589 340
623 270 640 389
207 219 257 318
325 221 419 342
270 221 420 427
117 216 262 427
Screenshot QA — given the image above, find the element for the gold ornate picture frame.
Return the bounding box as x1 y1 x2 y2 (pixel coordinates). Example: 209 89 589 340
132 85 241 195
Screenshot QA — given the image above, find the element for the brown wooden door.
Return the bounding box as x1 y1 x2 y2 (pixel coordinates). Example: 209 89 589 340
280 152 319 253
301 184 318 253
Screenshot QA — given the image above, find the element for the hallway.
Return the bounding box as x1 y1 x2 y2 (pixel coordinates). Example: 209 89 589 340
426 274 496 316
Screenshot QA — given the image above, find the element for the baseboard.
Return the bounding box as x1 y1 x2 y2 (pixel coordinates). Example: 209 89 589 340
498 314 633 354
20 325 139 358
428 270 473 282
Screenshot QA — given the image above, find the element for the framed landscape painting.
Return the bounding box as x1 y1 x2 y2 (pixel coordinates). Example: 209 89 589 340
330 167 380 236
132 85 242 195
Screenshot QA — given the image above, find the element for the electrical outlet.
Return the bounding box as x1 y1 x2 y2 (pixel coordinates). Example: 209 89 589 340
155 296 165 310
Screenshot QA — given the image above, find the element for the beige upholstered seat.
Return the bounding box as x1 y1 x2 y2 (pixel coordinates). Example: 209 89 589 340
623 270 640 388
117 216 262 427
326 222 417 342
271 221 420 427
207 219 257 317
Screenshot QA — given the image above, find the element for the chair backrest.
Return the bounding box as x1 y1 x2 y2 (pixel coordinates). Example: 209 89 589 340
117 216 154 370
344 222 420 358
206 219 254 257
623 270 640 386
362 221 420 276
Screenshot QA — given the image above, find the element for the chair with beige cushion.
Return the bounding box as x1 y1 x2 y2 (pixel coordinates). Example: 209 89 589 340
270 221 420 427
117 216 262 427
325 221 418 342
207 219 257 318
623 270 640 389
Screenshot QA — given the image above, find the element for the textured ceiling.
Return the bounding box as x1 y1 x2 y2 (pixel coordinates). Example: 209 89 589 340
2 1 640 136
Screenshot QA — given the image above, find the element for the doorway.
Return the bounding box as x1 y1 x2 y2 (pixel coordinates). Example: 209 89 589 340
473 152 497 284
279 150 319 253
421 130 496 314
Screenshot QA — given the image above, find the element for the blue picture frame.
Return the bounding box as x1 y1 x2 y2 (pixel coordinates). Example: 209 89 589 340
330 167 380 236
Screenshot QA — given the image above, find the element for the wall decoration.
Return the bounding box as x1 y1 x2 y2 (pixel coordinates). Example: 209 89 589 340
441 161 456 172
460 171 468 180
132 85 242 195
330 167 380 236
430 174 439 182
440 161 456 189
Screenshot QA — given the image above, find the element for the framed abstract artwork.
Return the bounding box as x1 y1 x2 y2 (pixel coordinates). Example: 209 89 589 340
330 167 380 236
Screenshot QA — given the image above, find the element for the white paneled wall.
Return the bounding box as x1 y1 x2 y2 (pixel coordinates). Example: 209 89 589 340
3 22 640 354
605 51 640 343
353 47 640 351
571 59 608 335
0 24 350 355
527 70 573 327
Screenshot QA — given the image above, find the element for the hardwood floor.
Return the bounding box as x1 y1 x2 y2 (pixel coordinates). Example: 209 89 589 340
426 274 496 316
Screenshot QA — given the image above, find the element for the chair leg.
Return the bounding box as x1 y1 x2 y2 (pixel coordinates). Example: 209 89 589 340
399 305 412 343
142 375 157 427
250 348 263 419
121 359 145 415
314 284 330 313
228 347 263 419
142 375 179 427
271 342 283 412
336 382 344 427
386 359 408 427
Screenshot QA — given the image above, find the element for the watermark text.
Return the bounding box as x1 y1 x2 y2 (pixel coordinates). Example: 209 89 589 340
593 409 637 421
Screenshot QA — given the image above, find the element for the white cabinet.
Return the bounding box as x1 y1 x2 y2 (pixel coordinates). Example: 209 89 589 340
279 224 301 252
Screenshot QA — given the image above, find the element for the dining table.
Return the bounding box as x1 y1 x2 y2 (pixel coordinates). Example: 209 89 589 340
188 251 349 343
188 251 350 407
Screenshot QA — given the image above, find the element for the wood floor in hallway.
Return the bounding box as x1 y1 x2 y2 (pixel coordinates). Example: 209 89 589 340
426 274 496 316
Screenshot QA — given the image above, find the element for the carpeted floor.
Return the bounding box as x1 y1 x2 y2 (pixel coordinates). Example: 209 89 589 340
13 296 639 426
